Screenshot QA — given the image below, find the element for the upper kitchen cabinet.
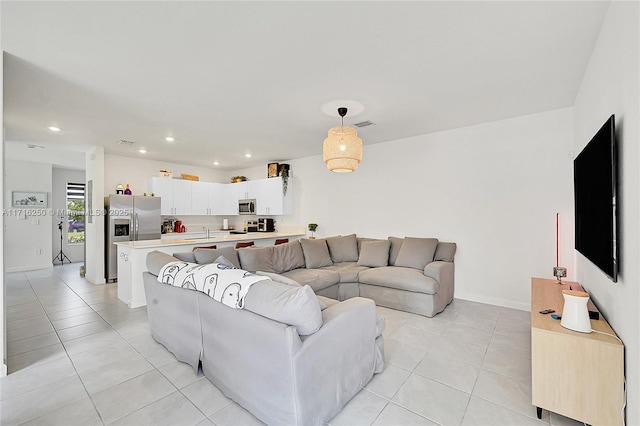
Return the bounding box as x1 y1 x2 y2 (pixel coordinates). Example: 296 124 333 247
148 177 192 215
258 177 292 215
148 176 292 216
191 181 225 215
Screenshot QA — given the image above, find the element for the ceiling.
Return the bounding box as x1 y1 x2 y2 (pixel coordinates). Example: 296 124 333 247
2 1 610 170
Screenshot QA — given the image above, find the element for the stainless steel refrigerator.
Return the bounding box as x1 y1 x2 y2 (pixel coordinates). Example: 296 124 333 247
105 195 161 282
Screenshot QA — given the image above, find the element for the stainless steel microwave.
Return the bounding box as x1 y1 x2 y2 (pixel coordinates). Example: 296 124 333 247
238 199 256 215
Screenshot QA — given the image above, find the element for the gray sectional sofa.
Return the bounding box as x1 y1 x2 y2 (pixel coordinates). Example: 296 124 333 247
142 235 454 424
143 251 385 426
176 234 457 318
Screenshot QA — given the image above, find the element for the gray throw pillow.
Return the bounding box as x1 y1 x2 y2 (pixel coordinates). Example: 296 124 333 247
272 240 306 274
357 240 391 267
388 237 404 266
299 238 333 269
173 252 196 263
237 246 275 273
146 251 180 276
214 255 236 268
193 246 241 268
394 237 439 270
434 242 457 262
243 282 322 335
326 234 359 263
258 271 331 312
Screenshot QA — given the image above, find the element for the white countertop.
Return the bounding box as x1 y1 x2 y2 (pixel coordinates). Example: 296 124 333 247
115 231 303 249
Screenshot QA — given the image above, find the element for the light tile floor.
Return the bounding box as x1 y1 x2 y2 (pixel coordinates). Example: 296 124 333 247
2 263 583 426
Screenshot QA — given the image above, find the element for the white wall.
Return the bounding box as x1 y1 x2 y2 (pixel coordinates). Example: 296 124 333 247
573 2 639 423
52 167 86 262
4 160 53 272
84 147 105 285
1 40 7 377
236 108 575 311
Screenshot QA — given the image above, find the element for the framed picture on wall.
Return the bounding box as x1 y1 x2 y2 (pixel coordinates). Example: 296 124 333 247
267 162 279 178
12 191 47 207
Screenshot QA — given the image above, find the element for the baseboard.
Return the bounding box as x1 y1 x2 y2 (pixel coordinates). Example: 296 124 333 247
5 264 53 273
454 291 530 312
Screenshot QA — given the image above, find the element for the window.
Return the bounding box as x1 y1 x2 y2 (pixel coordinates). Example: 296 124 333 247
67 182 85 243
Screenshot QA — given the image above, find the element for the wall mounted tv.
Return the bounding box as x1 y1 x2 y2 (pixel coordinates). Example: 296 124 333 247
574 114 618 282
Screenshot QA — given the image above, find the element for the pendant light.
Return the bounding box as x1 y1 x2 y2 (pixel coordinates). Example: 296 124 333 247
323 107 363 173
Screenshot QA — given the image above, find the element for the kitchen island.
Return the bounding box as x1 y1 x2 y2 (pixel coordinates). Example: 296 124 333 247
114 228 305 308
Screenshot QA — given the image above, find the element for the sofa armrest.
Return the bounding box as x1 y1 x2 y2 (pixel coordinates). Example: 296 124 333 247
292 297 379 424
424 260 452 282
424 261 455 298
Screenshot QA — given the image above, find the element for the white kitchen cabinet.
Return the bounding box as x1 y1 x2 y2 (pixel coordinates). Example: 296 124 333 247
259 177 293 215
192 182 225 215
148 177 174 215
191 181 209 215
207 183 225 215
173 179 192 215
148 177 192 215
148 176 293 216
231 181 262 200
222 183 241 215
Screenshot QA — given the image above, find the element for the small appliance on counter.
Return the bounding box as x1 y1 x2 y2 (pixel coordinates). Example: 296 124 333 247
162 219 176 234
174 220 186 233
246 220 259 232
258 218 276 232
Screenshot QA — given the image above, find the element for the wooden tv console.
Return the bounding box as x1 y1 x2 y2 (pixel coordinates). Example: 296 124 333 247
531 277 624 425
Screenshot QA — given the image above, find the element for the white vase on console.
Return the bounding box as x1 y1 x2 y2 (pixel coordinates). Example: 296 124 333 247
561 290 592 333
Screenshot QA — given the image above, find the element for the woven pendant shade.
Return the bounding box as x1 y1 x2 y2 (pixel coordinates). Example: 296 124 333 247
323 125 363 173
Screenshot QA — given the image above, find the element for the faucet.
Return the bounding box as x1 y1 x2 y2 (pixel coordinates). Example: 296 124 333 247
203 226 210 239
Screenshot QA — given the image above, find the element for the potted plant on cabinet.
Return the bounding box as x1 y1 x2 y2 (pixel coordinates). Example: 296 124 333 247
308 223 318 239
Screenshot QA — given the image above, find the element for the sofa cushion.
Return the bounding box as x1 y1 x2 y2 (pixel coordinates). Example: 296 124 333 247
394 237 439 270
358 266 439 295
321 262 368 283
357 240 391 267
316 295 339 310
237 246 275 273
256 270 300 287
326 234 359 263
243 281 322 335
388 237 404 266
193 246 241 268
434 242 457 262
147 251 180 275
173 252 196 263
357 237 383 253
272 240 306 274
214 255 235 268
281 268 340 293
299 238 333 269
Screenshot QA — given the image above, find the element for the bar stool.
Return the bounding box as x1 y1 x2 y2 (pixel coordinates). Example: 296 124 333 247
274 238 289 245
193 245 217 252
235 241 255 249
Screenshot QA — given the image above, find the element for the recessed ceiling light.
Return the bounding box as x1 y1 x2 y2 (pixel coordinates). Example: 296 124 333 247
245 153 252 158
165 137 174 142
213 161 220 166
139 149 147 154
48 126 61 132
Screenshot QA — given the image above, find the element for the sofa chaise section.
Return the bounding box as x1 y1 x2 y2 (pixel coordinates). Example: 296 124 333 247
143 251 384 426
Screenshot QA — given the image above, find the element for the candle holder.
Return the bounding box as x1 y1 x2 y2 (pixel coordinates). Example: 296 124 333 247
553 266 567 284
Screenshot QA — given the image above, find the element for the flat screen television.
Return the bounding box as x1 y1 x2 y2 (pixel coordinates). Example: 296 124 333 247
574 114 618 282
